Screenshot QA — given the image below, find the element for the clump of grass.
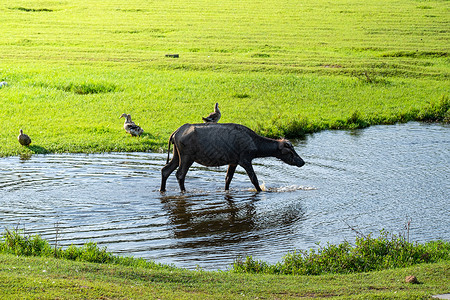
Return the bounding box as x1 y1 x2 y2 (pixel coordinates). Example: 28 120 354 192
330 110 370 130
8 7 53 12
34 80 119 94
351 70 390 85
381 51 447 58
255 114 317 139
0 228 173 270
233 93 251 99
59 81 118 95
232 230 450 275
251 53 271 58
417 95 450 123
0 228 54 257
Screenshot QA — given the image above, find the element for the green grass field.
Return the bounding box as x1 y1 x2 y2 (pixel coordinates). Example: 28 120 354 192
0 0 449 157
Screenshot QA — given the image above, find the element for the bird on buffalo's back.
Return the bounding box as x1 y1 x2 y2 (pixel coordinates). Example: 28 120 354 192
119 113 144 136
202 102 221 123
18 129 31 146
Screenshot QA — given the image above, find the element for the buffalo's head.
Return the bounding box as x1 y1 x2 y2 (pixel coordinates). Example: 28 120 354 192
277 140 305 167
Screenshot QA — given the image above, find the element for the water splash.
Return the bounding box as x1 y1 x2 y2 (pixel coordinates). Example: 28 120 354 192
270 185 317 192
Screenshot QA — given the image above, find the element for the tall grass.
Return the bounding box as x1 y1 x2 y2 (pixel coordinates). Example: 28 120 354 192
0 228 174 270
232 230 450 275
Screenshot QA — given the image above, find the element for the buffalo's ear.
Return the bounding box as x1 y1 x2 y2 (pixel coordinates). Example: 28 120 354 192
281 148 290 155
279 140 292 154
278 139 290 148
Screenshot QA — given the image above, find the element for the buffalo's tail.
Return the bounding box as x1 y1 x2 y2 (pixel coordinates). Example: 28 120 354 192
166 137 172 164
165 130 178 164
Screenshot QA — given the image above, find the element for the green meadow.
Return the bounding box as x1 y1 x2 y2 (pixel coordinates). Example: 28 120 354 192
0 0 449 156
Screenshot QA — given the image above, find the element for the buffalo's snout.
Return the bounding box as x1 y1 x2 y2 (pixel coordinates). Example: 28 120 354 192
293 155 305 167
281 151 305 167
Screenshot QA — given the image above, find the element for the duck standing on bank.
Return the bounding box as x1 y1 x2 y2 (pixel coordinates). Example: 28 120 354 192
18 129 32 146
120 113 144 136
202 102 221 123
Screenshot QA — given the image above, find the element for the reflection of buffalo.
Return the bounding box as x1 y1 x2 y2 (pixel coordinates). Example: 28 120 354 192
159 193 305 249
160 123 305 192
160 194 258 242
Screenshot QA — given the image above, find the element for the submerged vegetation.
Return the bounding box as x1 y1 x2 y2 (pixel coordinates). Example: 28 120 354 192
0 0 448 156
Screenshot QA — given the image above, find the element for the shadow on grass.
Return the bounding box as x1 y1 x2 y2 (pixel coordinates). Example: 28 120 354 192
140 132 155 139
28 145 51 154
19 145 50 161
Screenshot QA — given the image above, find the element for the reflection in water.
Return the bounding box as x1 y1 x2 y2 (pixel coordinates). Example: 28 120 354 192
19 153 33 161
160 194 258 238
158 192 305 258
160 194 258 246
0 122 449 270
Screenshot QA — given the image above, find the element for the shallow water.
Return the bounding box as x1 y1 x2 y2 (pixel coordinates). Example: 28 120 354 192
0 122 449 270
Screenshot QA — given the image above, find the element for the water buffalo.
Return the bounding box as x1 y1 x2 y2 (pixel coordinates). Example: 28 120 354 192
160 123 305 192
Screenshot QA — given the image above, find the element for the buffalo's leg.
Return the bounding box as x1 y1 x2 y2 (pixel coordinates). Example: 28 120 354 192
225 164 237 191
240 162 262 192
160 153 179 192
176 157 194 192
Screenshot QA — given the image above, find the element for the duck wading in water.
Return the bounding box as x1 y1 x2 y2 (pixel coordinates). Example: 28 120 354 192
202 102 221 123
120 113 144 136
18 129 32 146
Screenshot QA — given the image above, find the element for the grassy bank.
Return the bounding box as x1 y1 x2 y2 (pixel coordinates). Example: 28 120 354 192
0 0 449 157
1 254 449 299
1 229 449 299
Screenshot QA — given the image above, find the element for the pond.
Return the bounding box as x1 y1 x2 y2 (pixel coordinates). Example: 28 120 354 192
0 122 449 270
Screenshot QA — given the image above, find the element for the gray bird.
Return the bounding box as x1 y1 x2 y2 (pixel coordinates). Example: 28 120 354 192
18 129 32 146
120 113 144 136
202 102 221 123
